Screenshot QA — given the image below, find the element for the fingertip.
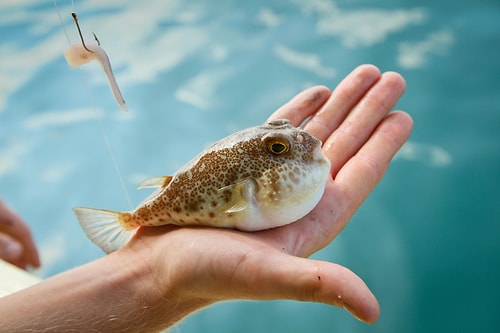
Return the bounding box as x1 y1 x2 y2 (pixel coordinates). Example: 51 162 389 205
337 272 380 324
393 110 414 129
5 241 23 261
304 85 331 95
351 64 382 85
343 291 380 324
354 64 380 74
29 252 41 269
315 262 380 323
283 260 381 323
26 236 41 269
0 239 25 269
382 71 407 95
356 65 406 93
268 86 331 125
385 111 414 143
19 233 41 269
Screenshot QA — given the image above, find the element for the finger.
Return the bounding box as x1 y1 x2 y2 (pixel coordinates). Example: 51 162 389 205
0 201 41 268
230 251 380 324
323 71 407 176
335 111 414 212
267 85 331 126
0 233 23 267
270 180 352 258
303 64 382 142
265 113 413 259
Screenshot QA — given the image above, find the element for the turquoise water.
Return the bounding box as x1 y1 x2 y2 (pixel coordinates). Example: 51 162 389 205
1 0 499 332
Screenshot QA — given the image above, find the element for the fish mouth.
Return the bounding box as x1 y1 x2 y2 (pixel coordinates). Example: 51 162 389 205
313 143 331 168
300 130 329 165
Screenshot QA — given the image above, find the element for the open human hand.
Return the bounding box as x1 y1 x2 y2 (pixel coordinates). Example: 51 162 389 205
0 199 40 270
124 64 413 327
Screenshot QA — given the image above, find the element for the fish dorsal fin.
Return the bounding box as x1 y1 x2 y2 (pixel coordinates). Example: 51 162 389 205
219 178 258 214
137 176 173 190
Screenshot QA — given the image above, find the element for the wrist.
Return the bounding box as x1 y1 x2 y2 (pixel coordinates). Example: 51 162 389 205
119 238 212 330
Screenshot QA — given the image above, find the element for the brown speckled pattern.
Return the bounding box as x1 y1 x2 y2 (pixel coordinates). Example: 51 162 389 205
120 119 330 231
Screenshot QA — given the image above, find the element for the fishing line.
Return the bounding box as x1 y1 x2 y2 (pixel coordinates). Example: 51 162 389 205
53 0 132 210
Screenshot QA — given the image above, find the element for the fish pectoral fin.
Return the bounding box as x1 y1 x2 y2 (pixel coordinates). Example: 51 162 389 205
137 176 173 190
73 207 135 254
219 178 258 214
225 200 248 214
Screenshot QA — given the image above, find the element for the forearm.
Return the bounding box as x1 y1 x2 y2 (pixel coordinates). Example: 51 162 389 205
0 248 206 332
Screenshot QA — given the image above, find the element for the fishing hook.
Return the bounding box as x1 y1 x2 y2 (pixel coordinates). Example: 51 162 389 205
71 12 99 52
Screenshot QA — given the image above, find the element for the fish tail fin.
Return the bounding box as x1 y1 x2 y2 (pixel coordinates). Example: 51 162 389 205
73 207 135 254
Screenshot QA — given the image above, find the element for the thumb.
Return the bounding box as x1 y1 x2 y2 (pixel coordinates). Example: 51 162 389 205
233 253 380 324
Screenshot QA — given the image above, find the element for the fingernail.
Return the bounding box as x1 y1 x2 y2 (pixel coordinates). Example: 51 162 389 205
5 242 22 260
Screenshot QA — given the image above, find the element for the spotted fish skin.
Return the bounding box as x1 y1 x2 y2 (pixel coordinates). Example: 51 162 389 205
73 119 331 253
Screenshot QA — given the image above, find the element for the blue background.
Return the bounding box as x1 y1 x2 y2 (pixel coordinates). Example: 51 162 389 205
0 1 499 332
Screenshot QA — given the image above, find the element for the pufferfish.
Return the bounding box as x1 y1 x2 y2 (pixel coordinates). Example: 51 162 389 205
74 119 331 253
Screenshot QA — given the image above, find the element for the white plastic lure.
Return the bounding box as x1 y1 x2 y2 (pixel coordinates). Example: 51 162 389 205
64 13 127 112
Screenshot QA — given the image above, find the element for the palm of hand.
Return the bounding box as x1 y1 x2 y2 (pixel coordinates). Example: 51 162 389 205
128 65 412 324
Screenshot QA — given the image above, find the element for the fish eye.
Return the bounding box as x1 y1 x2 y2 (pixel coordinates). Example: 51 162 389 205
267 140 289 155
